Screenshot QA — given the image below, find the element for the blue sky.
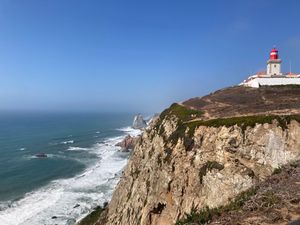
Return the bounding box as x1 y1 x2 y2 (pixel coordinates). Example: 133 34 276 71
0 0 300 113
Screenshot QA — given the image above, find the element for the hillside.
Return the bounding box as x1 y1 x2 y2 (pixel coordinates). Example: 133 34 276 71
182 85 300 119
80 85 300 225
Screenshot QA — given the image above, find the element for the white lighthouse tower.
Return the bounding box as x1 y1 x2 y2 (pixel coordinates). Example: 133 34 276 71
241 47 300 88
267 48 282 76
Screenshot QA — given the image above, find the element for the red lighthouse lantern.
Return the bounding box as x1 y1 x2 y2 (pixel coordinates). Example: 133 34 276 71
270 48 279 60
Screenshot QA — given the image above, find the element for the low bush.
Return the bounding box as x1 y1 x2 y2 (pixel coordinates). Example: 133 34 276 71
186 114 300 132
175 187 257 225
77 206 104 225
156 103 300 150
159 103 203 122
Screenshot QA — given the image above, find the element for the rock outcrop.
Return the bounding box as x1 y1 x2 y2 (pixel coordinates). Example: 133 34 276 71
115 135 140 152
93 86 300 225
132 114 147 129
207 161 300 225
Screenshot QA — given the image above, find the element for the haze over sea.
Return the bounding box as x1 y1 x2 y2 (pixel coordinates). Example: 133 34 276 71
0 112 142 225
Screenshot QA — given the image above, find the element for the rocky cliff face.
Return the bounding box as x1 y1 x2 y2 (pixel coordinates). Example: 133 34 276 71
90 86 300 225
101 105 300 225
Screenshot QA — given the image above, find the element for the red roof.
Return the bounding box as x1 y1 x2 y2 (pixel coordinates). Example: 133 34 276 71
256 71 266 75
286 72 298 76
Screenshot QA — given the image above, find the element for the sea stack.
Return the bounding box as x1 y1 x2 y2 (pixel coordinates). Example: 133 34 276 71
132 114 147 129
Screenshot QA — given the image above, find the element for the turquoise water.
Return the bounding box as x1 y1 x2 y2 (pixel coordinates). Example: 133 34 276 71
0 112 139 225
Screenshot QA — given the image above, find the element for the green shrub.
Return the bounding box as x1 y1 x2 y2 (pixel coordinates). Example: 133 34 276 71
223 187 257 212
154 103 203 142
261 190 281 207
156 103 300 149
175 207 220 225
160 103 203 122
77 206 104 225
175 187 257 225
186 114 300 132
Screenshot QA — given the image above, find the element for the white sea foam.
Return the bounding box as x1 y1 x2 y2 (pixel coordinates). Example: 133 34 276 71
61 140 74 144
116 126 142 137
67 146 89 151
19 147 26 151
0 127 140 225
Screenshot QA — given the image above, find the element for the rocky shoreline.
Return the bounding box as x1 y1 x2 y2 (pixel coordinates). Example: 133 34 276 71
78 86 300 225
76 114 149 225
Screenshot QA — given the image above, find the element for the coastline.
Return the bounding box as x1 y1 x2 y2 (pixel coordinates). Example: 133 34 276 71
0 122 141 225
76 126 144 225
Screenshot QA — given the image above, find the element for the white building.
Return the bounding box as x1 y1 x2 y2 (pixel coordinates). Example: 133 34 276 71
241 48 300 88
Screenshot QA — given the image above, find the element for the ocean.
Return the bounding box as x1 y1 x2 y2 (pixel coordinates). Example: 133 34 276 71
0 112 142 225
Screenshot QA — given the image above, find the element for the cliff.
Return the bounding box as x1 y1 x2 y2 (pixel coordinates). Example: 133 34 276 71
93 86 300 225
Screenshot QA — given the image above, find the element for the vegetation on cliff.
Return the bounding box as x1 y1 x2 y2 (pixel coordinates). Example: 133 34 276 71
175 187 257 225
155 102 300 150
77 205 108 225
175 161 300 225
183 85 300 119
154 103 202 148
159 103 203 122
188 114 300 131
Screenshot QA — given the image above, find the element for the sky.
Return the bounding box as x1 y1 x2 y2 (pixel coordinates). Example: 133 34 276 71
0 0 300 113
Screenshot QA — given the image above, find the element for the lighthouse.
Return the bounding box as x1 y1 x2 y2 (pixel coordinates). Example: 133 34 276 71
267 48 282 76
241 47 300 88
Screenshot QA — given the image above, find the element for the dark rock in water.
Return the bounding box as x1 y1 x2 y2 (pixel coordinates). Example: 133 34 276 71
35 153 47 158
132 114 147 129
51 216 57 219
73 203 80 208
115 135 139 152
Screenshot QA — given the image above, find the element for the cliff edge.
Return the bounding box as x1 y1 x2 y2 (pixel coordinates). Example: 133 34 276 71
91 85 300 225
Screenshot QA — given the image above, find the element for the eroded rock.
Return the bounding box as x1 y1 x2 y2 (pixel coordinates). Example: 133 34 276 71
103 117 300 225
115 135 140 152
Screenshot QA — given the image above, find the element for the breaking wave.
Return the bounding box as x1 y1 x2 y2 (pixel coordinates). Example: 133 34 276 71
0 127 141 225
